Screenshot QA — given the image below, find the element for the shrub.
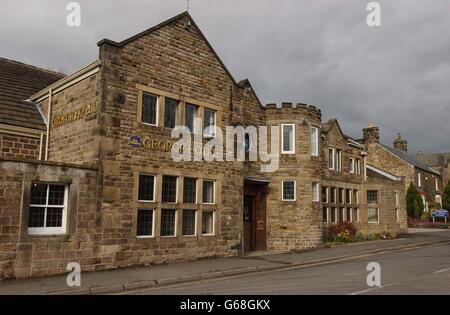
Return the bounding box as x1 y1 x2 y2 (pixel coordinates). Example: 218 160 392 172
406 183 424 218
327 221 357 243
443 181 450 211
420 211 431 222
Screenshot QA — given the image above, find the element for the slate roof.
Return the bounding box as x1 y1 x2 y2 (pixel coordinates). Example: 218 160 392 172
413 152 450 167
380 143 441 176
0 57 65 131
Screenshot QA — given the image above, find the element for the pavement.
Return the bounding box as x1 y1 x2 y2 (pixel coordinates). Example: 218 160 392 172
1 228 449 295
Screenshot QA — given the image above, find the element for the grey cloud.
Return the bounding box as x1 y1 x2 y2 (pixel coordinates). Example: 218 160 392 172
0 0 448 153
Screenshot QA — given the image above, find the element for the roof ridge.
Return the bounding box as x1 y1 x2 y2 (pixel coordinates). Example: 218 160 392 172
0 56 66 78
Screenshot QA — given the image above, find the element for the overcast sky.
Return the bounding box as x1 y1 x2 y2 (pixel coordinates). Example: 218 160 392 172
1 0 449 154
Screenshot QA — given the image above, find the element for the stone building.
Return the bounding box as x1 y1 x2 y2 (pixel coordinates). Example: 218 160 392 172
414 152 450 194
362 126 443 210
0 12 408 279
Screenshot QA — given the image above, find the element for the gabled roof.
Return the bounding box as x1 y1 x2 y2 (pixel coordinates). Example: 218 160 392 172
413 152 450 167
380 143 440 176
367 164 402 181
0 57 65 131
97 11 263 107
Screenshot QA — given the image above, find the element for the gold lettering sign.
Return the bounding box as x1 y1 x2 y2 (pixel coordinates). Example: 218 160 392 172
142 136 174 153
52 104 97 129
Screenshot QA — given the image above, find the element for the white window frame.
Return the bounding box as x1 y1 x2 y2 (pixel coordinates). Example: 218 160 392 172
323 207 329 223
336 149 342 172
312 182 320 202
435 178 439 191
203 108 217 138
323 186 329 203
28 184 68 236
332 207 338 223
201 210 215 236
354 190 360 204
281 124 296 154
395 192 399 208
141 93 159 127
396 208 400 223
368 208 380 224
182 209 198 237
136 209 156 239
418 172 422 187
138 174 156 203
282 180 297 201
346 189 352 205
355 159 361 175
348 208 353 223
349 158 355 174
202 180 216 205
355 208 360 223
162 175 178 204
328 148 335 170
311 126 319 156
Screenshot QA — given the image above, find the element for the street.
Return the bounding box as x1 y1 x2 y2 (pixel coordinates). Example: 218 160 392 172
134 242 450 295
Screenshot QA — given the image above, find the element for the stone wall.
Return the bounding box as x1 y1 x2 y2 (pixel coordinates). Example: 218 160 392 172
0 132 43 160
264 104 323 251
94 14 265 266
36 73 101 166
0 159 103 279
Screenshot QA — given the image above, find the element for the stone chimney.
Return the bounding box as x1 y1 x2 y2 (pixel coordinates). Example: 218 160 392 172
363 123 380 144
393 133 408 153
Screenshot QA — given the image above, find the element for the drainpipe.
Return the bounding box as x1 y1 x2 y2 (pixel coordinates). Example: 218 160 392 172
38 133 44 160
44 89 53 161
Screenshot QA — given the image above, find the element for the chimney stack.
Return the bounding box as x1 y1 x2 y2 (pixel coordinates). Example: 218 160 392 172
393 133 408 153
363 123 380 144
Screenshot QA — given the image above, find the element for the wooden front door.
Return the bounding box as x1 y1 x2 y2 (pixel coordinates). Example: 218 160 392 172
244 181 267 251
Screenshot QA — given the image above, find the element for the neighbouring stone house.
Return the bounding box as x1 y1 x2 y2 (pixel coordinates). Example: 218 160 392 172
362 126 443 210
1 12 408 279
414 152 450 196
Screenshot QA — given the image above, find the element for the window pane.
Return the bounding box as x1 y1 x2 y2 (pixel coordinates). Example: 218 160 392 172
28 207 45 227
339 207 345 222
162 176 177 203
164 98 178 128
142 93 157 125
282 125 293 152
185 103 197 132
48 185 65 206
322 187 328 203
182 210 196 236
202 211 214 235
137 209 153 236
138 175 155 201
204 109 216 137
322 207 328 223
338 188 344 204
346 189 351 204
161 209 176 236
312 183 319 201
183 178 197 204
331 207 337 223
30 183 47 205
354 208 360 222
330 188 336 204
346 208 352 222
283 181 295 201
367 190 378 204
46 208 63 227
203 180 215 204
311 127 318 155
368 208 379 223
328 149 334 169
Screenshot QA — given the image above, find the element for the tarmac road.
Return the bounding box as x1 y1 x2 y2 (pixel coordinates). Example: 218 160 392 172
135 242 450 295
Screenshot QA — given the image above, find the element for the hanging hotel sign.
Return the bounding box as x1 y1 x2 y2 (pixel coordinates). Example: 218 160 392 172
52 103 97 128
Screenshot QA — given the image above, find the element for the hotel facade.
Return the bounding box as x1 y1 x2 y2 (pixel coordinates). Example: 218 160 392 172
0 12 410 279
